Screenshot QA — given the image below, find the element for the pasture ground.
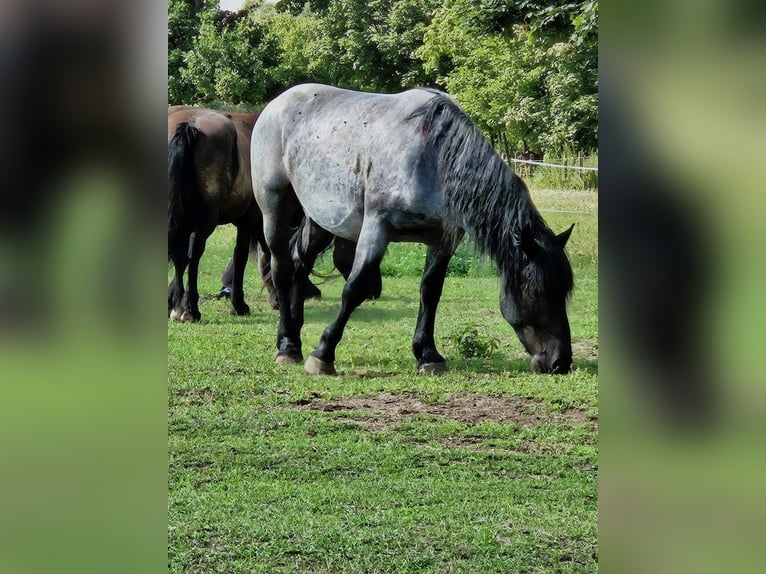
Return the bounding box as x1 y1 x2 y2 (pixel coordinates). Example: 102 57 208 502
168 187 598 572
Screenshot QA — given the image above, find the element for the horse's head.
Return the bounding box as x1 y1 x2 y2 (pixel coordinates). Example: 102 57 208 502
500 224 575 374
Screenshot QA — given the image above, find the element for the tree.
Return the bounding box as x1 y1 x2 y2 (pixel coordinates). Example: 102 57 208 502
181 7 281 106
418 0 598 154
169 0 598 154
168 0 210 104
264 8 337 87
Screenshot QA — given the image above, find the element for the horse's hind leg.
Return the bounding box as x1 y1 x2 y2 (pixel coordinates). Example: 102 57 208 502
229 223 252 316
306 219 388 375
168 257 188 319
333 238 382 300
261 191 303 363
182 220 216 322
255 241 279 310
413 239 462 375
292 219 333 303
217 258 234 300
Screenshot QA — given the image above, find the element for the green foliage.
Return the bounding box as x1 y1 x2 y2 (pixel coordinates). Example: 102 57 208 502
419 0 598 154
367 0 442 88
449 325 501 358
264 9 336 87
182 7 280 106
168 0 208 104
314 0 439 91
446 251 471 276
379 243 426 278
171 0 597 154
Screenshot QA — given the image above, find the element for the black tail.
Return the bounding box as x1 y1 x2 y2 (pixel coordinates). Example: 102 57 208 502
168 122 202 263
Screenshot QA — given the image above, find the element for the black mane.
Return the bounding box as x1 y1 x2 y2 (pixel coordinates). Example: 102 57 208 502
411 92 574 299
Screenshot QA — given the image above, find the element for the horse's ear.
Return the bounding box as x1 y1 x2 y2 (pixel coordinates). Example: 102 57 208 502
556 223 575 247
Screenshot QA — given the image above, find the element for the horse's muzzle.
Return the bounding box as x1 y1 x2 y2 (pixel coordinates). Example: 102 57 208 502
531 353 572 374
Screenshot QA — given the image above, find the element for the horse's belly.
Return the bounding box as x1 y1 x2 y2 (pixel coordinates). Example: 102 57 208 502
303 200 363 240
291 173 365 240
217 176 253 223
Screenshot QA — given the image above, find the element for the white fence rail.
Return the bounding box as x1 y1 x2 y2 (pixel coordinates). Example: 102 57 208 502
509 157 599 172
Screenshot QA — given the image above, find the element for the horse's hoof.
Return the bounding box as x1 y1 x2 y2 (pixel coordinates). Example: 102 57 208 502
304 355 337 376
169 308 196 323
231 304 250 316
276 351 303 365
418 362 448 375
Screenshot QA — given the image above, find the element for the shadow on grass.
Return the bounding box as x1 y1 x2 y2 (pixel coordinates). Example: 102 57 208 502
449 356 531 374
572 358 599 375
449 356 598 376
303 304 417 324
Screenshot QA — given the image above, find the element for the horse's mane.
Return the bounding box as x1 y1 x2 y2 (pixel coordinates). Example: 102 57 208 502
409 92 574 299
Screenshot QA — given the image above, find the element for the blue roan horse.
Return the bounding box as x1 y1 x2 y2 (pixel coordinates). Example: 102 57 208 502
251 84 574 375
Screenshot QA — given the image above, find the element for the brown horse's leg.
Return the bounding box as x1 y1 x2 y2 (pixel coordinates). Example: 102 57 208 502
249 215 280 310
256 242 279 310
168 256 188 319
229 224 251 316
217 258 234 300
183 220 215 322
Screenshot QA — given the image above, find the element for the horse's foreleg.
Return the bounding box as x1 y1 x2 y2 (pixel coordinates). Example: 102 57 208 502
333 238 382 300
413 239 462 374
229 224 251 316
280 220 334 361
306 220 388 375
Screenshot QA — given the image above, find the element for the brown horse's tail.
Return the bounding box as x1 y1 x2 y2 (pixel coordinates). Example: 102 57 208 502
167 122 201 263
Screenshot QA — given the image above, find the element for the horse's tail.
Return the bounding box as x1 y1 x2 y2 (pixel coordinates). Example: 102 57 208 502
167 122 202 263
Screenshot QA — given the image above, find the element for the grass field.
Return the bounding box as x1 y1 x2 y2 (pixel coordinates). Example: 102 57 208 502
168 187 598 572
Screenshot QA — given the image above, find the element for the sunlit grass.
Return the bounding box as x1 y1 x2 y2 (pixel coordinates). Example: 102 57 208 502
169 187 598 573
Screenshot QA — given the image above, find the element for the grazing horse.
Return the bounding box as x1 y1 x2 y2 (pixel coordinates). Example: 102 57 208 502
251 84 574 375
168 107 274 321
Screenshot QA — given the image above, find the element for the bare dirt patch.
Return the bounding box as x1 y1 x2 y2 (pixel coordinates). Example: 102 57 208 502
171 387 218 406
298 392 595 432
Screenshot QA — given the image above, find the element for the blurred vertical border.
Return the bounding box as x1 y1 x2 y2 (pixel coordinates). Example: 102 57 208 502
0 1 166 573
601 0 766 572
2 0 765 572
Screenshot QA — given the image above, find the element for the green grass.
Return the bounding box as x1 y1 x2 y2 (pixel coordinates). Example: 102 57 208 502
169 188 598 573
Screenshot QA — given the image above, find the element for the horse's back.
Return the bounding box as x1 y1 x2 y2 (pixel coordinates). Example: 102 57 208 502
168 108 240 208
252 84 446 241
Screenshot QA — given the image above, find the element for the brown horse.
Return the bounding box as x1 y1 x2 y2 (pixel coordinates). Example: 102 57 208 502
168 107 275 321
168 106 379 322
